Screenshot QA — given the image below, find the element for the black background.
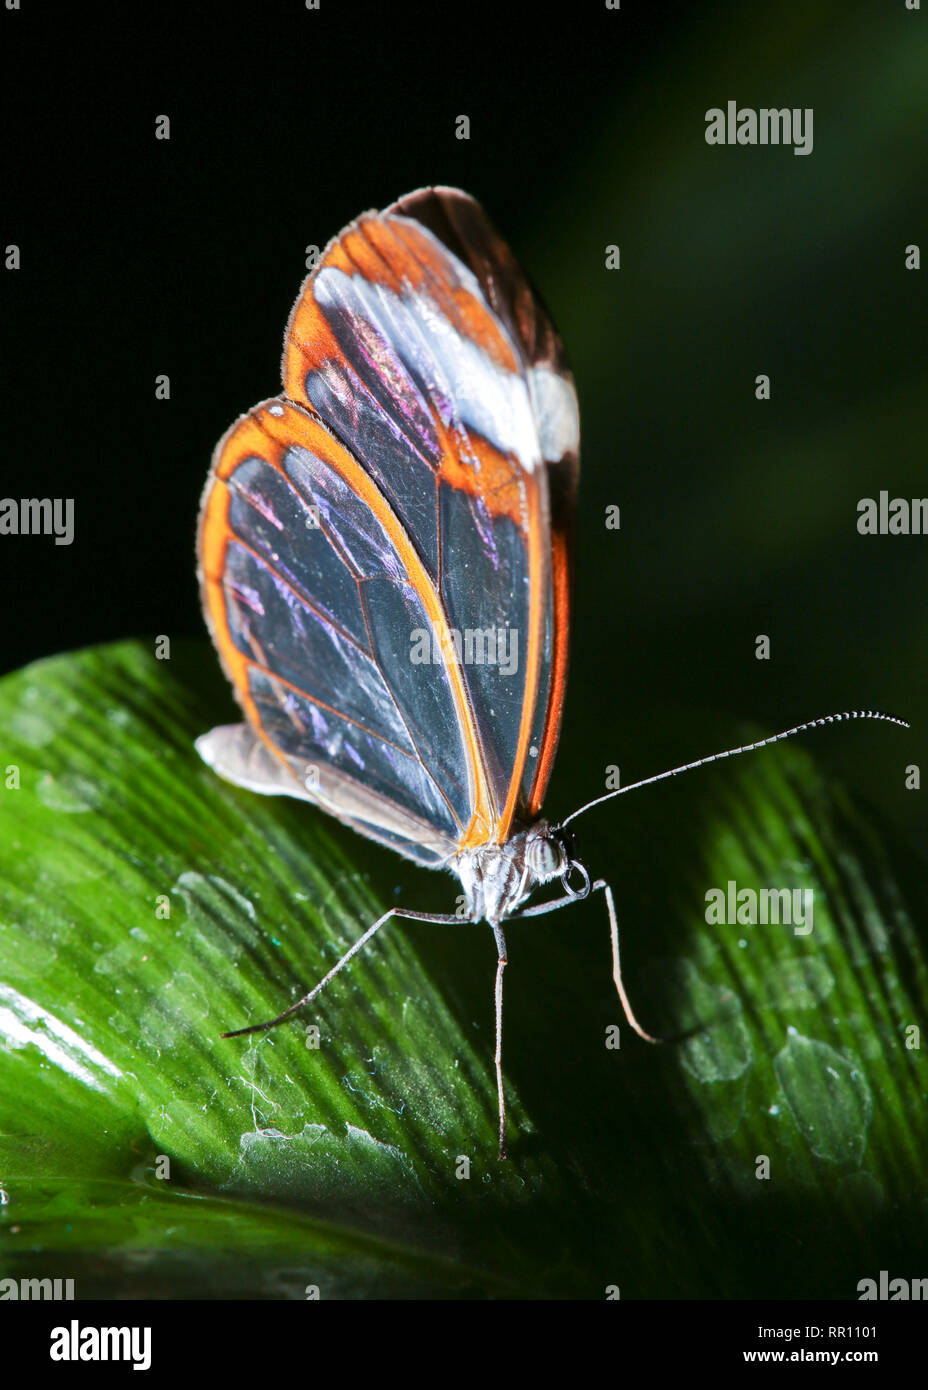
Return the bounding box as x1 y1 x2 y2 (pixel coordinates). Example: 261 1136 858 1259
3 0 679 665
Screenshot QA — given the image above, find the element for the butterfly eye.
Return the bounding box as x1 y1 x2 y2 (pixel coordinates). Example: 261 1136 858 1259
527 835 565 883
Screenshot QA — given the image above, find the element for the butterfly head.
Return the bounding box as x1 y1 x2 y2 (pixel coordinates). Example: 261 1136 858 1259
455 821 583 924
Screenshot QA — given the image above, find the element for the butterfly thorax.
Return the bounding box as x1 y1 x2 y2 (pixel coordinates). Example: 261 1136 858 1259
453 821 569 924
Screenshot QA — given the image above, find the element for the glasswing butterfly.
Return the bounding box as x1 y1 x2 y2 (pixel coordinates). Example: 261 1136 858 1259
196 186 907 1157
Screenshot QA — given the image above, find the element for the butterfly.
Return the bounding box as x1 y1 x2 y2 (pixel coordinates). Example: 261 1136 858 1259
196 186 908 1158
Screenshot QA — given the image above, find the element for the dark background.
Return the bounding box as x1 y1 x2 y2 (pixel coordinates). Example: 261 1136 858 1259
2 0 685 679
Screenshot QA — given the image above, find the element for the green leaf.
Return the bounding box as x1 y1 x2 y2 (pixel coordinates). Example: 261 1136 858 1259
0 641 925 1297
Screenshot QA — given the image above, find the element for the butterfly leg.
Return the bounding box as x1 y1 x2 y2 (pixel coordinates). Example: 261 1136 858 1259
221 905 463 1039
510 880 661 1044
601 881 662 1045
492 922 509 1161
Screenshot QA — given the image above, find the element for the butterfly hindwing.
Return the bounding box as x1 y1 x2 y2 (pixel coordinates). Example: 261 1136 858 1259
198 399 500 864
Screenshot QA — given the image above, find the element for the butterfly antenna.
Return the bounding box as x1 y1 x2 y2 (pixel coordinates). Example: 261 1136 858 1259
561 709 909 829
